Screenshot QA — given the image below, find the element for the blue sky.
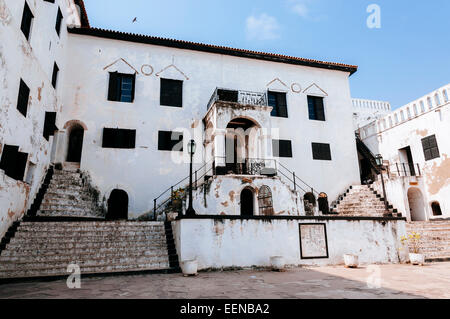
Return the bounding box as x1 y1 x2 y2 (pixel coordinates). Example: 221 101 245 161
83 0 449 109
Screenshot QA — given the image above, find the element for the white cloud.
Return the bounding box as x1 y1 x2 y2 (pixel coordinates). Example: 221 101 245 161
245 13 280 41
292 3 309 17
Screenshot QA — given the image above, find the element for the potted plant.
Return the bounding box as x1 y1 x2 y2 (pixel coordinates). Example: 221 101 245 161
171 188 185 211
401 232 425 266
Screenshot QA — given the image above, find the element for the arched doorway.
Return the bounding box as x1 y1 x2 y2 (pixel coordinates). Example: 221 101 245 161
225 118 260 175
240 188 254 216
258 186 274 216
431 202 442 216
318 193 329 215
66 125 84 163
304 192 316 216
107 189 129 220
407 188 426 221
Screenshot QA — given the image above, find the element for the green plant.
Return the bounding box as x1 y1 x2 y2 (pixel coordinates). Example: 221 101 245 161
400 232 422 254
171 188 185 201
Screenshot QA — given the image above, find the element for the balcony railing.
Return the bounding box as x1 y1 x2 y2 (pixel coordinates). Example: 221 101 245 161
207 88 268 110
214 157 276 176
388 163 421 177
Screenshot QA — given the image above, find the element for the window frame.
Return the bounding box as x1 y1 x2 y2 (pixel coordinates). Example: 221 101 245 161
20 1 34 41
107 72 136 103
17 79 30 117
307 95 326 121
158 130 184 152
160 78 183 108
311 143 332 161
272 139 293 158
421 135 440 161
102 128 136 149
52 62 59 89
0 145 28 181
268 91 288 118
55 7 63 36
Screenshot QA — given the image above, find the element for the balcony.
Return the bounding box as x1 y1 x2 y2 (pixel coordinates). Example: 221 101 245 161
207 88 268 110
388 163 421 177
213 157 277 176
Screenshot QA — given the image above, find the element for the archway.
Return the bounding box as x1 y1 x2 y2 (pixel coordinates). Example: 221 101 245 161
431 202 442 216
407 188 426 221
225 118 260 175
66 125 84 163
240 188 254 216
258 186 274 216
107 189 129 220
318 193 329 215
304 192 316 216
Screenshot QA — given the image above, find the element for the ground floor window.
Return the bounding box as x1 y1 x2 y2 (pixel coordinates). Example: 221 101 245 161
431 202 442 216
258 185 274 216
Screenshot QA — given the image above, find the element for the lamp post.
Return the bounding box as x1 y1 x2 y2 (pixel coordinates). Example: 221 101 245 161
186 139 196 216
375 154 389 212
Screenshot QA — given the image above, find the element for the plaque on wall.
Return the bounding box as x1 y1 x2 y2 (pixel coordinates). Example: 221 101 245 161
299 223 329 259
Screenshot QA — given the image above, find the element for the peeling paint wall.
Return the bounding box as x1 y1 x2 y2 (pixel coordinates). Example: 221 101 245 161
191 175 303 216
361 85 450 220
173 218 406 269
59 32 360 218
0 0 82 238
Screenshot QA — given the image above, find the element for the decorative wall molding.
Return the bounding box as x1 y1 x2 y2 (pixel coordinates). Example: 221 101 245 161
291 83 302 93
266 77 288 89
103 58 140 74
303 83 328 96
140 64 154 76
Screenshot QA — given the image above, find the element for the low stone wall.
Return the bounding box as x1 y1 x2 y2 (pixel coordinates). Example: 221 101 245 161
172 216 407 270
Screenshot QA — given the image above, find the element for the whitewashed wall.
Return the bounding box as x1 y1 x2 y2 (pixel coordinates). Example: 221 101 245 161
0 0 82 238
173 217 406 269
360 84 450 220
59 33 360 218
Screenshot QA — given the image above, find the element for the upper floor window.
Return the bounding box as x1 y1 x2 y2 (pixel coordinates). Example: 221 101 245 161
160 79 183 107
268 91 288 118
108 72 136 103
0 145 28 181
17 79 30 117
21 2 33 41
307 96 325 121
272 139 293 158
421 135 440 161
43 112 58 141
55 7 63 36
158 131 183 152
312 143 332 161
102 128 136 149
52 62 59 89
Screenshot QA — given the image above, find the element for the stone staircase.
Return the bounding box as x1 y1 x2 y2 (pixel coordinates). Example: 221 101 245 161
330 185 402 217
36 165 104 219
0 221 179 279
406 220 450 262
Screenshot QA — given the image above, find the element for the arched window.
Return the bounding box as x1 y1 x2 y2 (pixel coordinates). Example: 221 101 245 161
431 202 442 216
443 90 449 102
406 107 411 119
304 193 316 216
107 189 129 220
413 104 418 116
258 186 274 216
318 193 329 215
400 110 405 121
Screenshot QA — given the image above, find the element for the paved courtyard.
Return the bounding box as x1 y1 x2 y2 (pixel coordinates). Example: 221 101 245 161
0 262 449 299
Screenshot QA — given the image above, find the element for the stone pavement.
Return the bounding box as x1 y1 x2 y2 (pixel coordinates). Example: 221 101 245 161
0 262 449 299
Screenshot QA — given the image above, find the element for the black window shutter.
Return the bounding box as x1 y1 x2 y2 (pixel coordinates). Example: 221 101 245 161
55 8 63 36
17 79 30 117
315 97 325 121
307 96 316 120
131 73 136 102
43 112 57 140
161 79 182 107
108 72 119 101
102 128 114 147
14 152 28 181
0 145 19 178
422 135 440 161
21 2 33 40
277 93 288 118
312 143 332 161
128 130 136 148
52 63 59 88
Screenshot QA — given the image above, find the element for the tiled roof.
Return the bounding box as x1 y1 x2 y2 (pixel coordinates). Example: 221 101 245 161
68 27 358 75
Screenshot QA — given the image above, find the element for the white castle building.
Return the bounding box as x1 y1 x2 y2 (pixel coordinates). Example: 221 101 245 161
358 84 450 222
0 0 427 278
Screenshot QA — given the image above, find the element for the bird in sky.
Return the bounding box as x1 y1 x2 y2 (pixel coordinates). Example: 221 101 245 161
132 17 137 23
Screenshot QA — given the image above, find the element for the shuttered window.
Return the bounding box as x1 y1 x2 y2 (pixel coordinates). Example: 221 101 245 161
102 128 136 149
21 2 33 41
272 139 293 158
17 79 30 117
43 112 58 141
0 145 28 181
158 131 183 152
160 79 183 107
308 96 325 121
55 7 63 36
312 143 332 161
422 135 440 161
268 91 288 118
52 62 59 88
107 72 136 103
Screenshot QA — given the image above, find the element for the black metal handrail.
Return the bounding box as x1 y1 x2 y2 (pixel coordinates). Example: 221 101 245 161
389 163 421 177
276 161 320 197
207 88 268 110
356 133 380 174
